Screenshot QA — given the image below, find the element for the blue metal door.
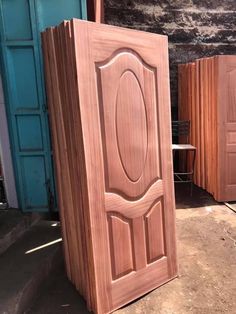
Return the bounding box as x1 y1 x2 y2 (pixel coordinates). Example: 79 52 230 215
0 0 87 211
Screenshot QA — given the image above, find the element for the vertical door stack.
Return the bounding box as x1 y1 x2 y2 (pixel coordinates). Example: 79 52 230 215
42 19 177 314
178 55 236 202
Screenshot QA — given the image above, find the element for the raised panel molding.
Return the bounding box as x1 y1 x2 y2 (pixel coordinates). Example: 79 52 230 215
107 213 134 280
116 70 147 182
105 179 163 218
227 131 236 145
227 153 236 185
227 68 236 123
145 199 166 263
97 49 161 200
107 197 166 279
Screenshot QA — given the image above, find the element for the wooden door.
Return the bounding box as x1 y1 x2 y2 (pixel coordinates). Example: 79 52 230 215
217 56 236 201
72 20 177 313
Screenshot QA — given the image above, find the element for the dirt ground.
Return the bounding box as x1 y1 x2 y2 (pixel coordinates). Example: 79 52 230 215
28 185 236 314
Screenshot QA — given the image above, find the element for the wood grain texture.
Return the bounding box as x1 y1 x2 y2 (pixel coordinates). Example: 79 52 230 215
195 60 201 187
95 0 104 23
42 19 177 314
108 214 134 279
178 55 236 202
145 200 165 263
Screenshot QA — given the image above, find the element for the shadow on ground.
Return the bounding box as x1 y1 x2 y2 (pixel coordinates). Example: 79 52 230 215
26 265 89 314
175 183 220 209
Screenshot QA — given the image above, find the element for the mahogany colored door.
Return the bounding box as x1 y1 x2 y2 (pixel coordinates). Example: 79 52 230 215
217 56 236 201
72 20 177 313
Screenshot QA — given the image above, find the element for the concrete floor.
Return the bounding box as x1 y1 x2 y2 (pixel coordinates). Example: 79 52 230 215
28 185 236 314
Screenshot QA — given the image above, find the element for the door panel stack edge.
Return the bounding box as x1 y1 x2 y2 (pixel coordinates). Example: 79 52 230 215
42 21 96 312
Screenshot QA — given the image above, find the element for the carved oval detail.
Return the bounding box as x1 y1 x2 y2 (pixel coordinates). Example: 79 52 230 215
116 70 147 182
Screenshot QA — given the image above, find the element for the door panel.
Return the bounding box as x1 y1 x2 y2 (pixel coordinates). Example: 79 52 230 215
16 115 43 151
108 213 134 280
98 49 167 283
7 47 39 110
21 155 48 209
97 51 161 199
72 20 177 313
0 0 87 211
36 0 87 32
145 199 165 263
2 0 32 41
226 64 236 195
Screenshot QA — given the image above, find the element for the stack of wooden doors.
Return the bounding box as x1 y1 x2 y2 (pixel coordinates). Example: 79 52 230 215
42 19 177 314
178 55 236 202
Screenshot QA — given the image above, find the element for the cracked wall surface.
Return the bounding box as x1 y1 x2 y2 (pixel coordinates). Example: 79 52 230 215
105 0 236 117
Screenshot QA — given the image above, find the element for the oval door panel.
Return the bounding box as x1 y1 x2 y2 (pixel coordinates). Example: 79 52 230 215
116 70 148 182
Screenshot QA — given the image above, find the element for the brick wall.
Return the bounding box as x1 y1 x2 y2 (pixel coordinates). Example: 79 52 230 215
104 0 236 118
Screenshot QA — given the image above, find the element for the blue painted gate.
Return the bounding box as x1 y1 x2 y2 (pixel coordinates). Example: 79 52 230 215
0 0 87 211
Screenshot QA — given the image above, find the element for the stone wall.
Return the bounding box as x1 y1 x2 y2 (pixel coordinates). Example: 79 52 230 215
104 0 236 118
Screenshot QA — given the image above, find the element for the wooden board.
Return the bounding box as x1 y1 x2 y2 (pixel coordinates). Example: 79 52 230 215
216 56 236 201
195 59 201 186
42 19 178 314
